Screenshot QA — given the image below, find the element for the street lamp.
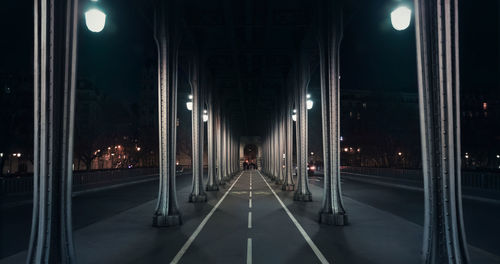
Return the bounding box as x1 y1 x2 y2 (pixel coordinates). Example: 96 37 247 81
85 0 106 33
292 109 297 122
203 110 208 122
186 94 193 111
390 6 412 31
306 94 313 110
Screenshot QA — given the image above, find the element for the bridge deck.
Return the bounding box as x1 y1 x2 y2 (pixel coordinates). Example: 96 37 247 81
1 171 499 264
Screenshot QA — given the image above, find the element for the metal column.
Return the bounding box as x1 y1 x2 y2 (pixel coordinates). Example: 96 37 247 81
206 82 218 191
28 0 79 262
294 55 312 201
317 0 347 225
152 0 181 227
414 0 469 263
189 55 207 203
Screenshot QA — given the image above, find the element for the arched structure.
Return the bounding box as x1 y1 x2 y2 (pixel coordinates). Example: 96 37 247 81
239 136 262 170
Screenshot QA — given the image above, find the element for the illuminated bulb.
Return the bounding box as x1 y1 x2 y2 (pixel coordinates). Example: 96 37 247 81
186 102 193 111
391 6 411 31
307 94 311 99
85 8 106 33
188 94 193 100
203 114 208 122
292 114 296 122
307 100 313 110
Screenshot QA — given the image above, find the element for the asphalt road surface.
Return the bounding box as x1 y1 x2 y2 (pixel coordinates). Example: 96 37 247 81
1 170 499 260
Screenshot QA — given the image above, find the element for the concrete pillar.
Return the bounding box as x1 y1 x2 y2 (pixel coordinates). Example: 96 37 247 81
414 1 469 263
317 0 347 225
294 56 312 202
28 0 79 262
206 85 218 191
189 55 207 203
152 0 182 227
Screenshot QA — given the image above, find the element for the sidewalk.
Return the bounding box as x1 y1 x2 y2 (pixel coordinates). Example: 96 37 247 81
2 172 499 264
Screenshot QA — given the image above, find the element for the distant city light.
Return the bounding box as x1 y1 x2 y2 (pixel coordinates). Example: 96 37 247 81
310 152 314 156
136 147 141 151
465 154 469 159
357 148 361 152
390 6 411 31
85 8 106 33
176 161 179 165
483 102 488 110
0 153 3 157
398 152 402 156
344 148 348 152
496 154 499 159
340 136 343 141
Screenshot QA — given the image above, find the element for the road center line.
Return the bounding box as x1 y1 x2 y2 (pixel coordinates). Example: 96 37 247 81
170 172 244 264
249 191 252 198
256 170 330 264
249 198 252 208
248 212 252 228
247 238 252 264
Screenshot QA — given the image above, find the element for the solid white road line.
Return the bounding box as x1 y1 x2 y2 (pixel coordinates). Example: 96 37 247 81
249 198 252 208
248 212 252 228
247 238 252 264
170 172 244 264
257 170 330 264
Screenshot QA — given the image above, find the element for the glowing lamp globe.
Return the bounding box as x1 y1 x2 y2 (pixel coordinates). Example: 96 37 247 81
390 6 411 31
85 8 106 33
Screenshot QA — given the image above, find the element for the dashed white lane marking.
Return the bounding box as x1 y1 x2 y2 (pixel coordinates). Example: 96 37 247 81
247 238 252 264
249 198 252 208
256 170 330 264
250 186 252 190
249 191 252 198
170 172 244 264
248 212 252 228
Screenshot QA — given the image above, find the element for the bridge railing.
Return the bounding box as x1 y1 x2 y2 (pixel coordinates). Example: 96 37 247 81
0 167 159 196
340 166 500 191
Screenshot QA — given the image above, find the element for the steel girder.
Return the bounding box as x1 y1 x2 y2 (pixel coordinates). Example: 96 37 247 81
317 0 347 225
152 0 182 226
414 0 469 263
28 0 79 262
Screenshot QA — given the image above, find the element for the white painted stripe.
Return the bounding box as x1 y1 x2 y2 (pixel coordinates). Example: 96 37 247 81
247 238 252 264
249 198 252 208
170 172 244 264
257 171 330 264
248 212 252 228
250 186 252 190
249 191 252 198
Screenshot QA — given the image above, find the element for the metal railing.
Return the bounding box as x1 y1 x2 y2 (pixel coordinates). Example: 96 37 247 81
0 168 159 195
340 166 500 191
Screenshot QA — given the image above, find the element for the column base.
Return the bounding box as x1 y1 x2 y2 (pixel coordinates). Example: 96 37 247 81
206 185 219 191
152 214 182 227
189 193 207 203
275 179 284 185
282 184 295 191
293 192 312 202
319 212 348 226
